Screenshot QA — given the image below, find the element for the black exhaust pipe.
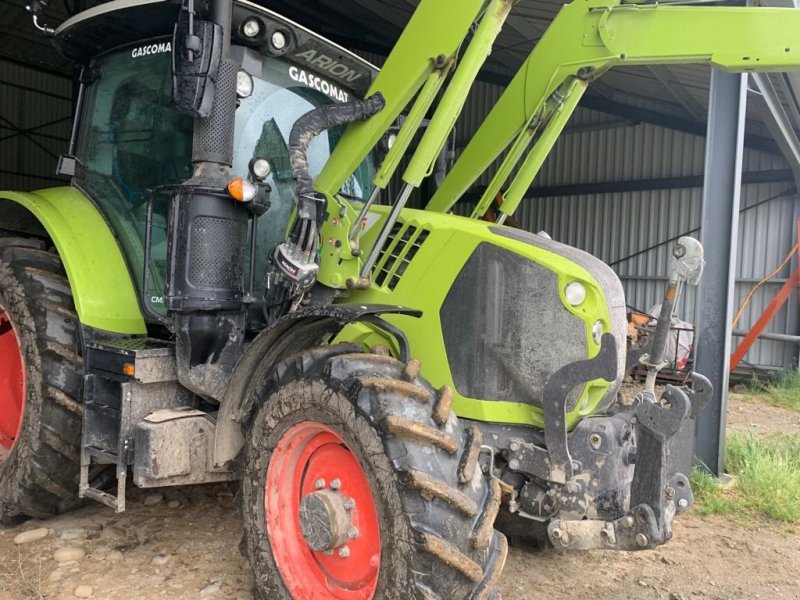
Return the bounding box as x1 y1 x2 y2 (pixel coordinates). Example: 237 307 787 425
165 0 249 400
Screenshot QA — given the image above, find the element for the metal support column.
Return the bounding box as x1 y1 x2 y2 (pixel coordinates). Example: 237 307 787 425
693 70 748 476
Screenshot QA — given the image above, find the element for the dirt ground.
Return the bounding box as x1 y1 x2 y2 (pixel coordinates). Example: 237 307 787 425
1 395 798 600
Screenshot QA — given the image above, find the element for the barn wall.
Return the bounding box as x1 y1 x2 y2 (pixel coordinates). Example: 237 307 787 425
0 60 72 192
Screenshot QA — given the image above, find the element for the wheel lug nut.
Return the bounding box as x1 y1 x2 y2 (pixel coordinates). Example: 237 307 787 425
338 545 350 558
348 527 359 539
314 478 326 490
344 498 355 510
330 478 341 490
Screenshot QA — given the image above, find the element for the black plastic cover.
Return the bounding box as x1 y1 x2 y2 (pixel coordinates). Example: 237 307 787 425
172 14 223 118
440 243 587 407
165 187 249 312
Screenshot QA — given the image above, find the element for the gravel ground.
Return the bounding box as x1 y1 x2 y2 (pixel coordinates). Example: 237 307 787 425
1 394 798 600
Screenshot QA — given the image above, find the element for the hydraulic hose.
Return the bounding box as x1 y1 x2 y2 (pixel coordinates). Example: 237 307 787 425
288 94 385 203
285 93 385 258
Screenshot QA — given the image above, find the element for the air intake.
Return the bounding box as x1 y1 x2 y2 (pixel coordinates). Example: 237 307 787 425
373 222 429 290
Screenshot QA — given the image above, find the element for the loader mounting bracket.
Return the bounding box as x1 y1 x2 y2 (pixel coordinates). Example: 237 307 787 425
547 378 712 551
542 333 618 483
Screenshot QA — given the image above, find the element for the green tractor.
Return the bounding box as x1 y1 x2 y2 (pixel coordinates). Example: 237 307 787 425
2 0 799 597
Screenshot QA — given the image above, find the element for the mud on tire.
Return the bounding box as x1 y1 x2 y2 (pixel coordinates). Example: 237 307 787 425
242 344 507 600
0 236 85 519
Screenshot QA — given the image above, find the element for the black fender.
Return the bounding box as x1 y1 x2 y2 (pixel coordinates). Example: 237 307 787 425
212 303 421 467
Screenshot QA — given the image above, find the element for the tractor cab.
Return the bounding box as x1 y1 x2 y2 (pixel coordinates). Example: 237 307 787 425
53 0 378 322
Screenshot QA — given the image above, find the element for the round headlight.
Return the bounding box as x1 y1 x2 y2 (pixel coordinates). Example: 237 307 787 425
564 281 586 307
592 320 604 345
249 157 271 181
271 30 288 50
242 17 262 38
236 70 254 99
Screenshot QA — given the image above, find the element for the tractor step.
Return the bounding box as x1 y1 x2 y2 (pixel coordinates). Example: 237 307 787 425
79 338 196 512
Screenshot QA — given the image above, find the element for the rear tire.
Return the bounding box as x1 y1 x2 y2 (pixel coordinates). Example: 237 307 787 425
0 236 85 519
242 345 507 600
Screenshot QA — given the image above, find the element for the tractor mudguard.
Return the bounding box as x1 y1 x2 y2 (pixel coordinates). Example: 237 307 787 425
0 188 146 334
212 303 421 467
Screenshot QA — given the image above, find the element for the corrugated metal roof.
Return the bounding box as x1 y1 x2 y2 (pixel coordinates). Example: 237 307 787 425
3 0 799 129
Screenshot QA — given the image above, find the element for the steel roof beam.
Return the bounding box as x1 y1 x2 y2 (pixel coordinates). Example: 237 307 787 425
580 92 780 155
525 168 792 198
647 65 706 121
751 72 800 186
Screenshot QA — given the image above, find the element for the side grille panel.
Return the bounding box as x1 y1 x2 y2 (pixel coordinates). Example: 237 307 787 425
373 223 430 290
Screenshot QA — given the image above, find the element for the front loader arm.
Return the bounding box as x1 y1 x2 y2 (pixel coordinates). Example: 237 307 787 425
429 0 800 218
312 0 487 198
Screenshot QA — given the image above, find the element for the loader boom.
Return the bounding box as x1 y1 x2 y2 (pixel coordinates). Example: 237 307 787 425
429 0 800 218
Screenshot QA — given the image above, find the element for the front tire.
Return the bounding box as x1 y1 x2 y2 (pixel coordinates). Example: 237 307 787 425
242 345 507 600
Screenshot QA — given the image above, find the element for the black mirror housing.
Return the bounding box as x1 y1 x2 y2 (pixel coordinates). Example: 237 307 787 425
172 10 223 117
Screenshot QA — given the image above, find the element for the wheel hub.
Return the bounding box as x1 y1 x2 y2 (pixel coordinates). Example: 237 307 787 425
299 489 356 552
0 307 25 458
265 421 380 599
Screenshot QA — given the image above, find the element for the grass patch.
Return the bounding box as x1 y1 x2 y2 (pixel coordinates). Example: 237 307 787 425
0 549 45 600
742 370 800 411
689 469 739 517
691 431 800 524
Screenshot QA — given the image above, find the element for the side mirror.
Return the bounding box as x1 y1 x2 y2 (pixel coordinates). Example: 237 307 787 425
172 8 223 117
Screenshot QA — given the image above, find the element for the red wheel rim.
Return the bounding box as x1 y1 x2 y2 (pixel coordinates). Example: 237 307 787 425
265 421 381 599
0 306 25 460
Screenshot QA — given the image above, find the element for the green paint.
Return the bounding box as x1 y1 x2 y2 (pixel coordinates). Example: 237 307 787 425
0 188 146 334
402 0 513 187
430 1 800 215
334 207 612 429
373 65 450 189
313 0 485 197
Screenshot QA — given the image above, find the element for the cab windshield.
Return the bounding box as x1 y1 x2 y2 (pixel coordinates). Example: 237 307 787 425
75 40 375 318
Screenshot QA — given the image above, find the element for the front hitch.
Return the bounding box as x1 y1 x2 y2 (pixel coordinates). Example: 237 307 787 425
546 373 711 551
